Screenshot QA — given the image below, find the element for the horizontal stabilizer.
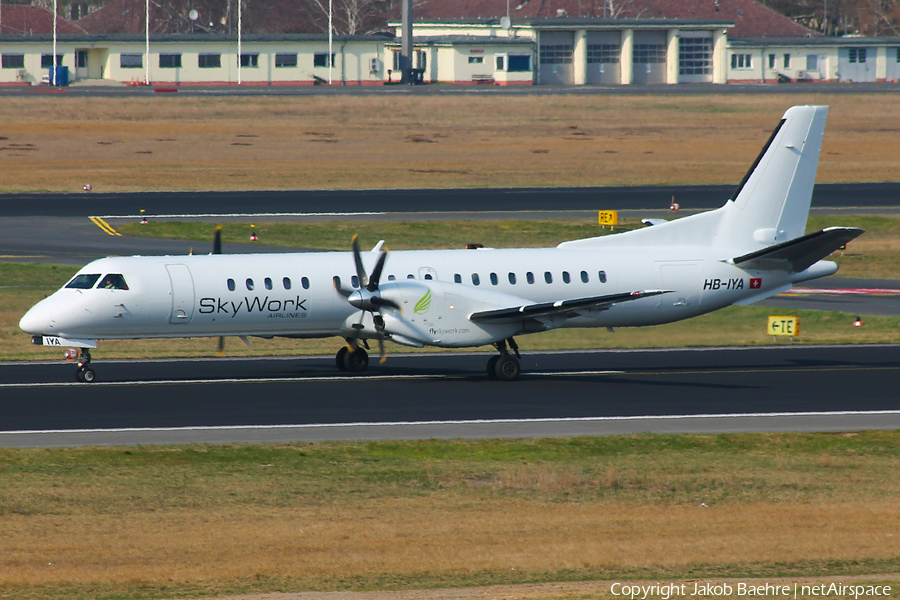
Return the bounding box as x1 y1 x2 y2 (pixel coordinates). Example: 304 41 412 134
470 290 669 324
731 227 864 272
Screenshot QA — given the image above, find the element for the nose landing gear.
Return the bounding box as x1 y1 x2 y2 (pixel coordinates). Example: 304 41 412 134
75 348 96 383
487 338 521 381
335 341 369 373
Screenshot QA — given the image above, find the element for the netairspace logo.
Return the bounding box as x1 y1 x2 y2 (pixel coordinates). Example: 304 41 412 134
609 582 892 600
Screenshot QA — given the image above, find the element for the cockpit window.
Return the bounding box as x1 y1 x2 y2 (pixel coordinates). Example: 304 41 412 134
65 274 101 289
98 274 129 290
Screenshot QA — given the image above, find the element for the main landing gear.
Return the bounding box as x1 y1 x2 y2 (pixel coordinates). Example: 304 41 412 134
487 338 521 382
335 341 369 373
75 348 96 383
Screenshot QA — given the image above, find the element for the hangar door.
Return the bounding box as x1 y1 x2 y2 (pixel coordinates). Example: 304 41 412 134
586 31 620 84
539 31 574 85
838 47 875 82
632 31 667 84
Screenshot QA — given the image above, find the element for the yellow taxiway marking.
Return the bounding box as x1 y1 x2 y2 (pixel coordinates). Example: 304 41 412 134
89 217 122 236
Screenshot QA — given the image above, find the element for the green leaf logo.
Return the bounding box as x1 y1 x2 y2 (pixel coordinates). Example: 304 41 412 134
414 289 432 314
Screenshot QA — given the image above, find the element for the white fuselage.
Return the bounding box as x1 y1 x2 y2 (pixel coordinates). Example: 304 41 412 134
19 244 827 348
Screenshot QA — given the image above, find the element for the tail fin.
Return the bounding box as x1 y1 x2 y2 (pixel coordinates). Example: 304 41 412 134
716 105 828 248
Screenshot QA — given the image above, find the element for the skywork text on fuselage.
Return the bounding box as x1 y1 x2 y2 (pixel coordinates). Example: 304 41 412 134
198 296 308 319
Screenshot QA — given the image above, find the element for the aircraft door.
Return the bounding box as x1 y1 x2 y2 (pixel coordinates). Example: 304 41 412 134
166 264 195 324
657 264 701 311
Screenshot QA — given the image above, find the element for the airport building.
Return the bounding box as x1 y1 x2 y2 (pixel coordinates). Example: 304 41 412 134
1 2 899 86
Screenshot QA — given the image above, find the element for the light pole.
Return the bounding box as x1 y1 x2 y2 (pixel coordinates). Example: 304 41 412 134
52 0 57 84
328 0 333 84
237 0 242 85
144 0 149 84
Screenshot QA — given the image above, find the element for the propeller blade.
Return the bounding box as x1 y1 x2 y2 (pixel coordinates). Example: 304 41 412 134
367 251 388 292
333 277 353 298
216 336 225 357
213 225 223 255
370 296 400 310
378 337 387 364
351 234 368 288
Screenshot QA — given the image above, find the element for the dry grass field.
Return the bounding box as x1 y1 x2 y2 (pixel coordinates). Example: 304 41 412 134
1 435 899 600
0 94 898 193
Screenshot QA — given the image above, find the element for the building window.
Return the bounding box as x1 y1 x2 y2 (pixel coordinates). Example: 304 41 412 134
42 54 64 68
679 38 711 75
275 53 297 68
540 45 573 65
416 50 427 70
849 48 867 63
731 53 752 70
468 56 484 64
392 50 402 70
1 54 25 69
806 55 818 71
496 55 505 70
634 44 666 64
508 55 531 71
199 54 221 69
768 53 775 69
239 53 258 68
76 50 87 67
314 53 335 68
896 47 900 61
587 44 619 64
119 54 142 69
159 54 181 69
783 53 791 68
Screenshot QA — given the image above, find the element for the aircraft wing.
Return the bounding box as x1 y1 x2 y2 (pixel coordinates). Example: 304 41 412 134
469 290 669 324
731 227 864 273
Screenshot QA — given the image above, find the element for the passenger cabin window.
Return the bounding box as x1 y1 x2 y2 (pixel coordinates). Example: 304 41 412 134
472 273 481 286
544 271 553 284
246 278 255 291
581 271 589 283
283 277 292 290
599 271 607 283
264 277 273 290
526 272 535 284
227 278 236 291
508 272 516 284
490 273 498 285
301 277 309 289
66 274 101 289
562 271 571 284
98 274 129 290
333 276 341 289
424 274 433 280
454 274 462 284
351 275 360 288
388 275 396 281
407 274 414 279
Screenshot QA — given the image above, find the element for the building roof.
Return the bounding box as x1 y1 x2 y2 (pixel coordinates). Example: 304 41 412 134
76 0 321 35
732 35 900 47
0 32 393 44
407 0 814 38
0 5 86 35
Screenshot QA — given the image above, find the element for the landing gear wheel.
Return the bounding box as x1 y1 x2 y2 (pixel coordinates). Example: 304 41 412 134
486 355 499 380
342 346 369 373
76 365 96 383
494 355 520 382
335 346 349 372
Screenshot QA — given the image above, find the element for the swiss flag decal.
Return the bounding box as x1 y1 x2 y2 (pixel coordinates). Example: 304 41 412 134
750 278 762 289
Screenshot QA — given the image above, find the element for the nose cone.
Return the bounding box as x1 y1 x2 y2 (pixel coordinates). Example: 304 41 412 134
19 297 56 335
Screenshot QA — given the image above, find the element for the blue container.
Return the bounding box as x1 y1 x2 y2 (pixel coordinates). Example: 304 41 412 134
50 66 69 86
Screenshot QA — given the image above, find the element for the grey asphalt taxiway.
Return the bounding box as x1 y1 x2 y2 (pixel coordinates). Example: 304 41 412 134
1 345 899 448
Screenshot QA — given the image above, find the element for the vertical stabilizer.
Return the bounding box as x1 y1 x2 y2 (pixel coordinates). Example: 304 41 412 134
717 105 828 250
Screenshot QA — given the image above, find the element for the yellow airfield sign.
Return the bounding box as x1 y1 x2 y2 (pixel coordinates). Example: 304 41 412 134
767 316 800 337
598 210 618 226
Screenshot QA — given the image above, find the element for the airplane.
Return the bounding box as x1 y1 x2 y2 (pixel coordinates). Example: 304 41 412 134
20 105 863 383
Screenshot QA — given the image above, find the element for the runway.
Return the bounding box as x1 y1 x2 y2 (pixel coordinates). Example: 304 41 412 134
2 345 898 448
